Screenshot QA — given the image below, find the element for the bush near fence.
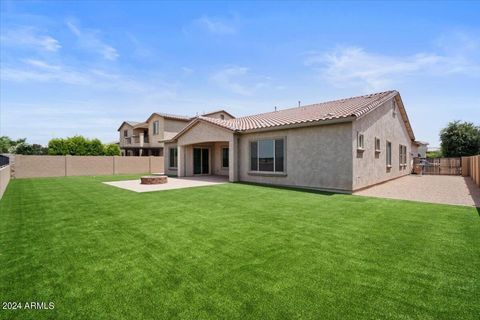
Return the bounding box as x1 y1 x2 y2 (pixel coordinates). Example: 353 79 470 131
462 155 480 187
12 155 164 179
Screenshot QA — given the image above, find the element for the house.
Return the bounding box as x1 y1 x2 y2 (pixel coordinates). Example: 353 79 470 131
118 110 234 156
162 90 420 192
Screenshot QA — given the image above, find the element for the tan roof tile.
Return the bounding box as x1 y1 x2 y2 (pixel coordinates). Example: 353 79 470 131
199 90 398 131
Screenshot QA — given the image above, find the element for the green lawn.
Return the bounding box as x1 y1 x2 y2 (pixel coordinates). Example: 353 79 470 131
0 175 479 319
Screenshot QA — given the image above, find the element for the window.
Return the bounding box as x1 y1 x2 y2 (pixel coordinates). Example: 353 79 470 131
250 139 285 172
357 132 364 150
169 148 178 168
123 129 128 137
222 147 229 168
386 141 392 167
220 114 225 120
153 121 159 135
399 145 407 168
375 137 381 152
392 100 397 118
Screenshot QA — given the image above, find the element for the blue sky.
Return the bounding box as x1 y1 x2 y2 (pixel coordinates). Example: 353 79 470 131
1 1 479 146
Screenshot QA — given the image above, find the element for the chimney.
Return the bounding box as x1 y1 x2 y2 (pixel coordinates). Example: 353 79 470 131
298 100 301 108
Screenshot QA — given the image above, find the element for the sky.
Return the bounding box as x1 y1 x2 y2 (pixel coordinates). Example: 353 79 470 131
1 1 479 146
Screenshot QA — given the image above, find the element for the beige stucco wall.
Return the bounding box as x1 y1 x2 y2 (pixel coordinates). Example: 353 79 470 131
15 155 66 178
164 119 190 141
118 123 134 147
147 116 189 147
13 155 163 178
113 156 150 174
352 98 413 190
67 156 114 176
238 123 353 191
0 165 11 199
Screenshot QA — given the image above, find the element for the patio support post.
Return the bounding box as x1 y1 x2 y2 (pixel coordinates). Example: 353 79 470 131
178 145 185 177
228 136 239 182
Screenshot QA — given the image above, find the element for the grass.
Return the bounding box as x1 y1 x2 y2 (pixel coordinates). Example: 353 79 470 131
0 175 479 319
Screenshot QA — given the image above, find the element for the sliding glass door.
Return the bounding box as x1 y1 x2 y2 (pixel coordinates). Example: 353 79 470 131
193 147 209 175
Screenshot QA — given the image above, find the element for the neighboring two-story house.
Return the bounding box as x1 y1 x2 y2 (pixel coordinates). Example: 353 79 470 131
118 110 234 156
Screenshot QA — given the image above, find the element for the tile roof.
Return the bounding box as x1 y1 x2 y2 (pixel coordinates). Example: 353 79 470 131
125 121 140 126
152 112 192 121
197 90 399 131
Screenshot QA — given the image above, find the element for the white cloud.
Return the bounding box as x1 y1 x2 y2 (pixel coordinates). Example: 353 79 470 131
210 66 275 96
1 59 176 98
66 19 119 60
0 27 61 51
211 66 252 95
193 15 236 35
305 32 480 90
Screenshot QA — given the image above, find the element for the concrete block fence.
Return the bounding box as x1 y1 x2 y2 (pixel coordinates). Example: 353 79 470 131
11 155 164 179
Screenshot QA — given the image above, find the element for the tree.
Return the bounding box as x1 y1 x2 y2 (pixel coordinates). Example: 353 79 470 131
48 136 118 156
103 143 121 156
48 138 68 155
0 136 26 153
11 142 48 155
87 138 104 155
440 121 480 157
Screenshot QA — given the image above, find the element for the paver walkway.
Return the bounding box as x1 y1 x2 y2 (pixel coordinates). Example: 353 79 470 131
354 175 480 207
104 176 228 193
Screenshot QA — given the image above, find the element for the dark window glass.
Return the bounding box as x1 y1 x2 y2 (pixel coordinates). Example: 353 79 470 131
222 148 229 168
258 140 274 171
250 141 258 171
169 148 177 168
275 139 284 172
124 130 128 137
386 142 392 166
193 148 201 174
201 148 209 174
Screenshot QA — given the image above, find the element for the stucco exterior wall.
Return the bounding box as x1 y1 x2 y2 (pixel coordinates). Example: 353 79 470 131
118 123 134 147
0 165 11 199
352 98 413 190
147 114 165 147
177 121 233 146
238 123 353 191
164 119 190 141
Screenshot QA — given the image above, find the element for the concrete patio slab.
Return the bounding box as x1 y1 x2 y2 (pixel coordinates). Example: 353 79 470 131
104 176 228 193
354 175 480 207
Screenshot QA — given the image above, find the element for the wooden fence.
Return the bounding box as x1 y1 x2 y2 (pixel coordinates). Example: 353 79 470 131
422 157 462 175
462 155 480 187
12 155 164 179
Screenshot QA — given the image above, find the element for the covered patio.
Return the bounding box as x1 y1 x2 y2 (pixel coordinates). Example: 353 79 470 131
164 118 239 182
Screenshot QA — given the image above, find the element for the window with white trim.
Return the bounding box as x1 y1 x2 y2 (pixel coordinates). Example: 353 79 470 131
386 141 392 167
399 145 407 168
357 132 364 150
169 148 178 168
375 137 381 152
250 139 284 172
153 121 159 135
123 129 128 137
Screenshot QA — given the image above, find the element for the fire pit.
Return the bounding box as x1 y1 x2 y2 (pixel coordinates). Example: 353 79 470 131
140 175 168 185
